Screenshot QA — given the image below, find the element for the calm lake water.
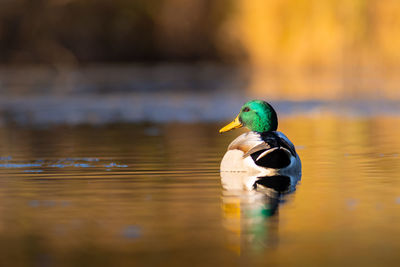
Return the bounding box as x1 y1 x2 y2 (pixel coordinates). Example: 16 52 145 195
1 114 400 266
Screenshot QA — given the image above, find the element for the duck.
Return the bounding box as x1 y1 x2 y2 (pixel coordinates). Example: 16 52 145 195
219 100 301 190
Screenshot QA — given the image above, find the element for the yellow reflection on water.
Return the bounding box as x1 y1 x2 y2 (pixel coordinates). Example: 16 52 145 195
219 114 400 265
0 116 400 265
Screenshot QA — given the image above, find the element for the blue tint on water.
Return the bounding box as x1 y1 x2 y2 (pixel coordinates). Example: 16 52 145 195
346 199 359 210
0 158 127 171
104 163 128 168
121 225 142 239
64 157 100 162
28 200 40 208
0 163 42 168
73 163 92 168
48 164 71 168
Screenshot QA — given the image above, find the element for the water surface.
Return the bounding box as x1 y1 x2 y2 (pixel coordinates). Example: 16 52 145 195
1 115 400 266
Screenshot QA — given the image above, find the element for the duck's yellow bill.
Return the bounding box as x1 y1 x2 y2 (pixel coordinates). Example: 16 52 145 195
219 115 243 133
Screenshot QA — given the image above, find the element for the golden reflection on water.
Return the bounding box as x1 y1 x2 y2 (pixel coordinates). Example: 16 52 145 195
222 190 281 255
220 114 400 265
0 115 400 265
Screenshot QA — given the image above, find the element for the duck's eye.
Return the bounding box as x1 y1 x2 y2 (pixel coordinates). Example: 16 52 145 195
242 107 250 112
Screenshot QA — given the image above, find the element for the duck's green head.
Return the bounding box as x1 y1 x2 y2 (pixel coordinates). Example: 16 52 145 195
219 100 278 133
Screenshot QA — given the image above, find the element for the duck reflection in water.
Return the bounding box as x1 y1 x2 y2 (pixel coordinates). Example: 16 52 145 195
221 172 300 254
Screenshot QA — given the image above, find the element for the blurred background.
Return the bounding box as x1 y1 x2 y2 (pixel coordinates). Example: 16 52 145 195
1 0 400 111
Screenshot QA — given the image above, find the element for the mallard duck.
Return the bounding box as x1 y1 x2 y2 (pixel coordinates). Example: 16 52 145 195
219 100 301 190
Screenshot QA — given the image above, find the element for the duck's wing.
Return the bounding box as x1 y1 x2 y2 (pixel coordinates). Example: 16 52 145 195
226 131 296 169
275 132 297 157
261 131 297 157
227 131 296 157
248 131 297 169
227 132 266 156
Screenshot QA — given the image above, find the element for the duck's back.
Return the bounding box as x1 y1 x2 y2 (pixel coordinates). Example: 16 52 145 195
220 131 300 176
